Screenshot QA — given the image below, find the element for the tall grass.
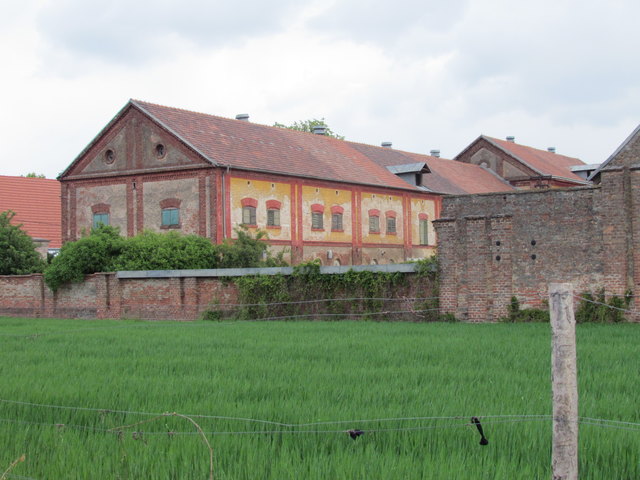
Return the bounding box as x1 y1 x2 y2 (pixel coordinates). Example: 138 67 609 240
0 319 637 479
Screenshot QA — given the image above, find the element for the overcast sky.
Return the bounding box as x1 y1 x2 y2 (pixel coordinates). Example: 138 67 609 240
1 0 638 179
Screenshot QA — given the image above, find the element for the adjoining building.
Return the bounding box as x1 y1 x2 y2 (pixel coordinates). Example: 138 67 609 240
0 175 61 257
454 135 590 189
435 124 640 322
58 100 511 265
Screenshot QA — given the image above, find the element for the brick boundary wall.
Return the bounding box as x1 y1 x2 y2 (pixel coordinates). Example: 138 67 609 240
0 264 430 321
434 167 640 322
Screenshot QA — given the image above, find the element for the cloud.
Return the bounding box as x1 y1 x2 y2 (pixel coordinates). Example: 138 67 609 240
36 0 303 66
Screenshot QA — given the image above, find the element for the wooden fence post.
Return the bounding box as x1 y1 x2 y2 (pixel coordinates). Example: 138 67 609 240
549 283 579 480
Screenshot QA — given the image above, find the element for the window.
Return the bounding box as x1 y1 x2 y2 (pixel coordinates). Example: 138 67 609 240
162 208 180 227
241 198 258 226
242 206 257 226
387 217 396 234
311 204 324 230
419 216 429 245
93 213 109 228
368 209 380 233
312 212 323 230
331 213 343 231
330 205 344 232
267 208 280 227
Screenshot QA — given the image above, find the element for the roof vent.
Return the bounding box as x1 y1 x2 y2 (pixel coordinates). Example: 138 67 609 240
547 147 556 153
430 149 441 158
235 113 249 121
381 141 392 148
506 136 515 143
312 125 327 135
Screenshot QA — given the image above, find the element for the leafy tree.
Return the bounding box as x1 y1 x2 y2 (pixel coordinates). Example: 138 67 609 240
273 118 345 140
216 227 287 268
23 173 46 178
44 225 125 291
0 210 46 275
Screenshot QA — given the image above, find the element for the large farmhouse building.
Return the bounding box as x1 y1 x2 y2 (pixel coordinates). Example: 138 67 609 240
58 100 511 265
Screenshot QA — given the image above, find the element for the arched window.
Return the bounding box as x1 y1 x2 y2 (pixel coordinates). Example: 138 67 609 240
266 199 281 227
331 205 344 232
386 210 397 234
368 209 380 233
160 198 181 228
311 204 324 230
91 203 110 228
419 213 429 245
241 198 258 226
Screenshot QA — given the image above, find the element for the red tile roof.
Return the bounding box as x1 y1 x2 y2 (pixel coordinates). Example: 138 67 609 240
133 100 416 191
348 142 514 194
482 136 587 183
0 176 61 248
130 100 513 195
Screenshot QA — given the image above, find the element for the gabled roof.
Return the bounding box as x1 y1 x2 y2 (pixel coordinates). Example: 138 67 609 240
348 142 514 194
130 100 419 192
457 135 589 184
588 123 640 181
0 176 61 248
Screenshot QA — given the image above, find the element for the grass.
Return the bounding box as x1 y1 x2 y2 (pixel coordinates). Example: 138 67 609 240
0 318 638 479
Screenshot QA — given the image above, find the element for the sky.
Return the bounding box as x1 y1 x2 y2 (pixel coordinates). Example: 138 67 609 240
1 0 638 179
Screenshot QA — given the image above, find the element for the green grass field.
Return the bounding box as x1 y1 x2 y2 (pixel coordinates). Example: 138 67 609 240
0 318 638 479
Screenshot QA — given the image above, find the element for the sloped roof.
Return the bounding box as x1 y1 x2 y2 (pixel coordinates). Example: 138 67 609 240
0 176 61 248
348 142 514 194
588 123 640 181
480 136 588 183
132 100 418 191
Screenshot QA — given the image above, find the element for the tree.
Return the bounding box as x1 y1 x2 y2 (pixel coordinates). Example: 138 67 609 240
0 210 46 275
273 118 345 140
23 173 46 178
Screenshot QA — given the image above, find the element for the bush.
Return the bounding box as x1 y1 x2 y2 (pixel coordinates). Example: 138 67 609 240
112 231 218 271
503 296 550 323
0 210 46 275
575 289 632 323
44 225 125 291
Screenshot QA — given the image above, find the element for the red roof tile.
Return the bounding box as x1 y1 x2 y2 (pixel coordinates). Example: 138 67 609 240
348 143 514 194
133 100 416 191
0 176 61 248
484 136 586 182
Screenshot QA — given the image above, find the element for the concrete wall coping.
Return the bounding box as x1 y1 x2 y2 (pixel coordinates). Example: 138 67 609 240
116 262 420 279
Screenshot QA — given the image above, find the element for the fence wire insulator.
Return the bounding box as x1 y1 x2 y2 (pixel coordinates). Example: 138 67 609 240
347 429 365 440
471 417 488 445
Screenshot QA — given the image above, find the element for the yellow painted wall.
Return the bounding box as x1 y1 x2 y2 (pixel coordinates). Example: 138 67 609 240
301 186 352 242
411 197 436 246
361 192 404 244
229 177 292 240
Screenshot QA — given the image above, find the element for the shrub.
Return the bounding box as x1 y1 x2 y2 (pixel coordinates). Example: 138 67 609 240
503 296 550 323
575 289 632 323
0 210 46 275
44 225 124 291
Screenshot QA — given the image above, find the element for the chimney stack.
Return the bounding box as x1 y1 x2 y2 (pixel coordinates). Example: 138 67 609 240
430 149 441 158
506 136 515 143
381 141 392 148
235 113 249 121
547 147 556 153
312 125 327 135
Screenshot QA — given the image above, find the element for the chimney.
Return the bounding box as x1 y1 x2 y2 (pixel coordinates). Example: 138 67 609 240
506 136 515 143
381 141 392 148
547 147 556 153
312 125 327 135
430 149 441 158
235 113 249 121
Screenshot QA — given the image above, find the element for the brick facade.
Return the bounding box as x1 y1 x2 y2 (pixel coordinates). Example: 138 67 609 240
435 166 639 321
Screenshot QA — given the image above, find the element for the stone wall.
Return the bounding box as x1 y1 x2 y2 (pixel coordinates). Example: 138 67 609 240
435 168 639 322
